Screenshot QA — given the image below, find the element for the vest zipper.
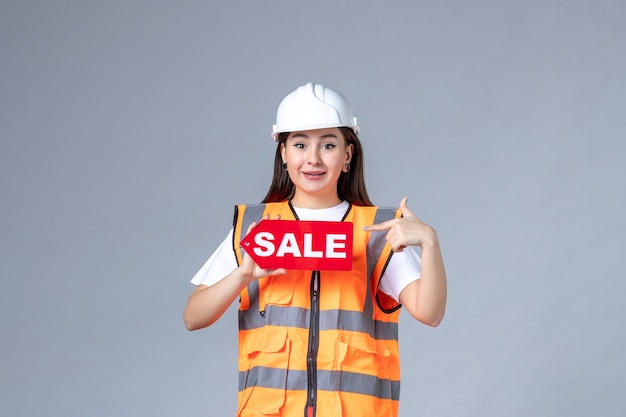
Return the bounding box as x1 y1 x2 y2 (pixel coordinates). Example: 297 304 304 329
305 270 320 417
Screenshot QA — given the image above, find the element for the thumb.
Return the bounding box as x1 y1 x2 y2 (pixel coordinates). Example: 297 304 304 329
399 197 415 218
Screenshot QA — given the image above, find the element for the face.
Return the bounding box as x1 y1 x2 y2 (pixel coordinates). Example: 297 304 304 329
281 128 353 208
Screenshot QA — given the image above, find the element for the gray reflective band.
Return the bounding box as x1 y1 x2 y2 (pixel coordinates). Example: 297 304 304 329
239 304 398 341
364 207 397 317
366 207 396 279
322 308 398 340
239 366 400 401
235 204 267 328
238 204 266 259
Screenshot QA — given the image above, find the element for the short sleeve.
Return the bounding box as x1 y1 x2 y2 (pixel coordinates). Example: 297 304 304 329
378 246 422 302
190 229 238 287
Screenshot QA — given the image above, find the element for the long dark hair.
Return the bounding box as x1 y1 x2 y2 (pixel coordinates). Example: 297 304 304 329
261 127 373 206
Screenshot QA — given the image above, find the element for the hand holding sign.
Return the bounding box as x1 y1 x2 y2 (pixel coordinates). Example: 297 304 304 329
240 214 288 280
241 219 354 271
364 197 438 252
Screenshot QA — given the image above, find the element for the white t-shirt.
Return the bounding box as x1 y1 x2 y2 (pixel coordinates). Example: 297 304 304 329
190 201 421 302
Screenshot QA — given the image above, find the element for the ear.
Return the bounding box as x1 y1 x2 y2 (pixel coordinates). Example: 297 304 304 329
345 143 354 164
280 142 286 163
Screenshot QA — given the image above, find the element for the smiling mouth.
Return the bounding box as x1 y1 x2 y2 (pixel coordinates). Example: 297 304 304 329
303 171 325 178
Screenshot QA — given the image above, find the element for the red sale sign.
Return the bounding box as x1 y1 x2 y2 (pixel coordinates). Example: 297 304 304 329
240 220 354 271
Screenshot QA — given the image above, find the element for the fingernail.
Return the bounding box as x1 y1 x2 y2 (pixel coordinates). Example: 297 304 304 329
362 226 369 231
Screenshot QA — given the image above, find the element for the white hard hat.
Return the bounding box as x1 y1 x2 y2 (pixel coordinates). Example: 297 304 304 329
272 82 359 141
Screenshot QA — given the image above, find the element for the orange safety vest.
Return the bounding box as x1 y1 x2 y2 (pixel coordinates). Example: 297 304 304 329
233 201 403 417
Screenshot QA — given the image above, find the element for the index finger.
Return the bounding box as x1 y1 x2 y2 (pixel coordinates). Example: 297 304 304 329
363 218 395 232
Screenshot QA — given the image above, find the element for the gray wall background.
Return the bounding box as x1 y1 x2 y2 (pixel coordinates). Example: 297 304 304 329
1 1 625 416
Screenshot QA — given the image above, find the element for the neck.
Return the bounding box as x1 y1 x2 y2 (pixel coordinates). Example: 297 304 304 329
290 193 342 209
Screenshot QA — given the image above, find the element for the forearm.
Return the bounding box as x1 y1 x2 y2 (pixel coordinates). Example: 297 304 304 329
183 268 252 331
400 237 447 327
415 240 447 326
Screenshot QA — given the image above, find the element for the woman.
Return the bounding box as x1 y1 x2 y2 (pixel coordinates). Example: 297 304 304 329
184 82 447 417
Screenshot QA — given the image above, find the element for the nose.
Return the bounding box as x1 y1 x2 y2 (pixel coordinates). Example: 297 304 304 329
307 147 322 165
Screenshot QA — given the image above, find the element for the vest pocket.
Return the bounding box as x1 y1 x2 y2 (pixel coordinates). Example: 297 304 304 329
238 327 290 417
336 335 393 413
337 335 380 376
260 274 296 308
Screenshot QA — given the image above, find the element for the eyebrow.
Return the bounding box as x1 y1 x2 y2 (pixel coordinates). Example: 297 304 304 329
290 133 339 140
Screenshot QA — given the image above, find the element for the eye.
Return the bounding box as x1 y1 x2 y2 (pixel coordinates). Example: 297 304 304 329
321 143 336 150
293 143 305 149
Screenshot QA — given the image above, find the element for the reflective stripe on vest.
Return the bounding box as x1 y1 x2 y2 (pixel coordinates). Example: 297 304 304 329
239 367 400 400
233 201 403 417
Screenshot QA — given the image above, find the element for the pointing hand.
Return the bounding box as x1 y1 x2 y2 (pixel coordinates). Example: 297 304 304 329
364 197 438 252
